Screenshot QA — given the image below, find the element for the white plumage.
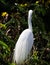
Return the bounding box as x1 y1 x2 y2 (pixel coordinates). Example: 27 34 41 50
13 10 34 65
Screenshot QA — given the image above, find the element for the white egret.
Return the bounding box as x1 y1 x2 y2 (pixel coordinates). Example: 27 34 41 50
13 10 34 65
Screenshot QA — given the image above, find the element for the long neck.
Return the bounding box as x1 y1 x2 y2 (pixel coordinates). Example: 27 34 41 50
28 12 32 31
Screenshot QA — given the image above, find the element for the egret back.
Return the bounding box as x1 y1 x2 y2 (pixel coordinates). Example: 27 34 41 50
13 29 33 64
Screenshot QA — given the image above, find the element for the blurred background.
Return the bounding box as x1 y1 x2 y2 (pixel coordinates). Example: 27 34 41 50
0 0 50 65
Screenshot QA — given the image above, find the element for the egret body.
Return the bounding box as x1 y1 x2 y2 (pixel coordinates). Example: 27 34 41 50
13 10 34 65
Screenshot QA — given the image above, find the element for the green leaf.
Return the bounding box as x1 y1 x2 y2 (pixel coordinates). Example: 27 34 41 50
0 40 10 52
0 0 6 5
10 63 16 65
0 23 7 29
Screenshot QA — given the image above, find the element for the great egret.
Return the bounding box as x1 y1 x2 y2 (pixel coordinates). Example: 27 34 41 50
13 10 34 65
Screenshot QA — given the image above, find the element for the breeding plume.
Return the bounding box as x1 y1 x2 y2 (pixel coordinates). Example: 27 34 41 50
13 10 34 65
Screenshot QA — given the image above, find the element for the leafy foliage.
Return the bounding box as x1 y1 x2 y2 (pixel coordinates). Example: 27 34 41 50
0 0 50 65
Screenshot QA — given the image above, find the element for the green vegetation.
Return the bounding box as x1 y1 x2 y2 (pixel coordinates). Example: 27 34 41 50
0 0 50 65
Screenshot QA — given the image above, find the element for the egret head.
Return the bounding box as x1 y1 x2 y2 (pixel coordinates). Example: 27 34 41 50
28 10 33 20
29 10 33 16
